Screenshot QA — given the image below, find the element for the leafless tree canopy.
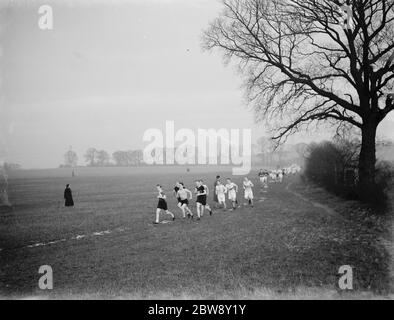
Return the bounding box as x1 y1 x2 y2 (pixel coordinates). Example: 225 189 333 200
203 0 394 141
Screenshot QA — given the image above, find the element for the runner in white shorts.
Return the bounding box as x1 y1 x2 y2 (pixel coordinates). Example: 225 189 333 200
215 181 227 209
258 169 265 185
243 177 254 207
225 178 238 210
258 169 268 187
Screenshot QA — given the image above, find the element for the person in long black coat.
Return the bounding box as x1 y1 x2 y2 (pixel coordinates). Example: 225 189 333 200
213 175 220 208
64 184 74 207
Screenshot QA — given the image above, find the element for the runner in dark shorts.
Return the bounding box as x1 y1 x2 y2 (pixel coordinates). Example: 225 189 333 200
197 193 207 206
154 185 175 224
195 180 212 219
157 198 168 211
201 180 214 213
176 184 194 219
173 182 184 217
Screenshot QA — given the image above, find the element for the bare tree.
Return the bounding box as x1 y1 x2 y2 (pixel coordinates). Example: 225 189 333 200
257 136 276 166
113 151 128 166
112 150 144 166
64 149 78 168
202 0 394 188
96 150 110 167
294 142 309 159
129 150 143 166
85 148 98 167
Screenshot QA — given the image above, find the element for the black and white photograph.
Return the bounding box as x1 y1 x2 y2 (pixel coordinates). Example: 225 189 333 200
0 0 393 304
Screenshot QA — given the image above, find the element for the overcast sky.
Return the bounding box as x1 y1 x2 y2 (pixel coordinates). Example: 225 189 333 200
1 0 393 168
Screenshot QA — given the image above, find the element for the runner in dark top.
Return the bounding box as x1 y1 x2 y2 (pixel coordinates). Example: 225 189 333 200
173 182 184 217
195 180 213 219
154 185 175 224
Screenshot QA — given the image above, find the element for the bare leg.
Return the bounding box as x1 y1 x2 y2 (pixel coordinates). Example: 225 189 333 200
184 205 193 217
165 210 175 220
178 202 185 218
196 204 201 219
155 208 161 223
180 205 186 218
200 205 204 217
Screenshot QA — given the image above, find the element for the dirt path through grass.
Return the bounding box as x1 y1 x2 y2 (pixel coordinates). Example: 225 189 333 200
283 178 393 297
285 181 339 217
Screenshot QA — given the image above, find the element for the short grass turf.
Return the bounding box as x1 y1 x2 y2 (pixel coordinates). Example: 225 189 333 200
0 167 392 299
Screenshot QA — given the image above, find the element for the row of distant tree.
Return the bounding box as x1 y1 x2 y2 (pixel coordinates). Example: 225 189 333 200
253 137 308 168
3 162 22 171
63 148 144 168
0 162 22 173
62 138 308 169
60 138 394 170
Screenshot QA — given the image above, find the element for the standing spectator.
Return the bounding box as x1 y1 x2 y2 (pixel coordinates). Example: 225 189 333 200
64 184 74 207
213 175 221 208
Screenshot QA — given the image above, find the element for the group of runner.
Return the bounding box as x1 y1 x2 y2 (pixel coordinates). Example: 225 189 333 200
154 175 256 224
258 168 287 185
154 165 302 224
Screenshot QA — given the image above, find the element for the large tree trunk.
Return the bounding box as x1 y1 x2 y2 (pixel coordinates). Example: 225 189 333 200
358 120 378 188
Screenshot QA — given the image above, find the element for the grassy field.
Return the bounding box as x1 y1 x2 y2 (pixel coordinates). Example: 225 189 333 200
0 167 392 299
